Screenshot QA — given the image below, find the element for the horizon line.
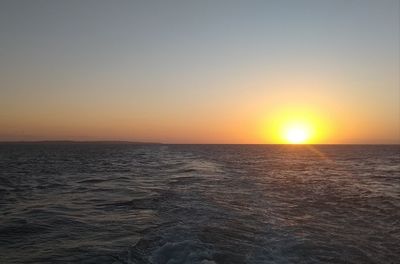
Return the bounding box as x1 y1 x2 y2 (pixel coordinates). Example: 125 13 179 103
0 140 399 145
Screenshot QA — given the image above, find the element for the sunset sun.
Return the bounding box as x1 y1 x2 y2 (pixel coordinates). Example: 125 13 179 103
263 108 324 144
284 125 310 144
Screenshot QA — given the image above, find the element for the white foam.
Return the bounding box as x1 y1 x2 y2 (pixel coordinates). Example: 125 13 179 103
151 240 215 264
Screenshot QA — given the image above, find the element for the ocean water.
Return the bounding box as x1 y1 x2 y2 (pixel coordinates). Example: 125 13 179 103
0 143 399 264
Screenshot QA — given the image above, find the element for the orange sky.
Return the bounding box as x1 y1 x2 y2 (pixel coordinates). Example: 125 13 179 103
1 1 399 143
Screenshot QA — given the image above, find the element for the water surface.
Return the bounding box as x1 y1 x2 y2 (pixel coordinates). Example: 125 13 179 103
0 144 399 263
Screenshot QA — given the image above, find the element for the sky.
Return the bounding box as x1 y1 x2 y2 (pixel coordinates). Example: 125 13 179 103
0 0 399 143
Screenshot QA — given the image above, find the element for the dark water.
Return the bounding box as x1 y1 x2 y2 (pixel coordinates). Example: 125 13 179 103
0 144 399 264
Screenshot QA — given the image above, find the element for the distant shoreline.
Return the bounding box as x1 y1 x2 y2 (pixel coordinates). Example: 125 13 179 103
0 140 163 145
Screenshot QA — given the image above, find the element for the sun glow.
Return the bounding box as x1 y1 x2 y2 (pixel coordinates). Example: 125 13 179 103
283 123 311 144
261 107 330 144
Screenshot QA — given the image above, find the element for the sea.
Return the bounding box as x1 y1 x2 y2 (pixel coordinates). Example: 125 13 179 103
0 143 399 264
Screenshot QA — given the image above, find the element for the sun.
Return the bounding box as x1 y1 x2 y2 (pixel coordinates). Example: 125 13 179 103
284 125 310 144
261 107 329 144
281 121 313 144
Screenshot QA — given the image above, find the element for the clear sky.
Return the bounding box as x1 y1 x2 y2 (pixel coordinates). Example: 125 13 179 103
1 0 399 143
